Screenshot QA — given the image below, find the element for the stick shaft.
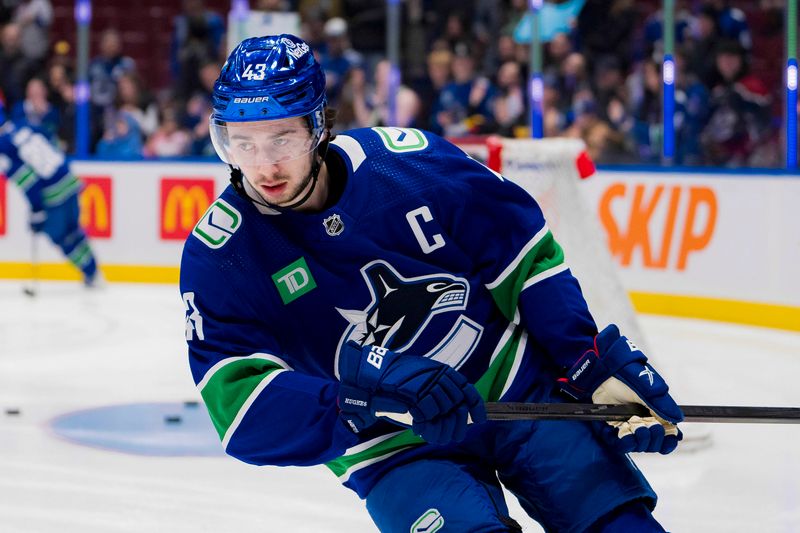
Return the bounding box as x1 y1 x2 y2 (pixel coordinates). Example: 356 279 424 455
485 403 800 424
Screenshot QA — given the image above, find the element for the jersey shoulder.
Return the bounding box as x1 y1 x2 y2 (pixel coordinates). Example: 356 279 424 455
181 185 251 273
332 127 498 195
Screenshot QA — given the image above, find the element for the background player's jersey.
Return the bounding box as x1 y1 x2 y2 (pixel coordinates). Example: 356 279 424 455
180 127 597 497
0 121 81 212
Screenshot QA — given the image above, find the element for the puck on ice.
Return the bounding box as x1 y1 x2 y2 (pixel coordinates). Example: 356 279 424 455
165 415 182 424
183 400 199 408
5 408 21 416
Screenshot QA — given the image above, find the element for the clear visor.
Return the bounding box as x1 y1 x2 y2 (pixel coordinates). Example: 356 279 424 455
209 115 324 166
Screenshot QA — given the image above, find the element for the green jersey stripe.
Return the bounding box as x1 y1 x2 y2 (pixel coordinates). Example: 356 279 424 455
197 353 291 390
486 230 565 321
13 168 36 190
475 324 525 401
69 243 91 267
521 263 570 293
327 430 423 481
198 354 292 440
486 225 549 290
43 174 81 205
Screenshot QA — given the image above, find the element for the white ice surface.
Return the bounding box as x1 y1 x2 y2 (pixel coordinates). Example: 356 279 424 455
1 281 798 532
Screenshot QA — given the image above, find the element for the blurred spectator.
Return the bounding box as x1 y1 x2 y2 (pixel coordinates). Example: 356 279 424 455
171 0 224 99
46 61 75 150
496 34 518 66
320 17 363 108
545 32 573 74
500 0 528 37
685 4 724 88
436 13 471 55
700 40 772 167
299 7 329 57
89 29 136 110
432 43 496 136
583 120 631 164
708 0 752 53
186 93 214 156
342 0 386 74
554 52 590 119
96 110 143 158
10 77 59 139
115 72 158 138
542 76 567 138
576 0 636 70
473 0 503 74
592 55 626 123
195 60 220 101
402 0 430 80
513 0 585 44
144 106 191 158
11 0 52 64
409 49 452 131
626 59 672 163
352 60 421 128
673 49 710 165
492 61 525 137
0 22 37 108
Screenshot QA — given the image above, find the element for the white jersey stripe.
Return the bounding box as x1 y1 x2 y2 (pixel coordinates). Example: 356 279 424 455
485 225 550 290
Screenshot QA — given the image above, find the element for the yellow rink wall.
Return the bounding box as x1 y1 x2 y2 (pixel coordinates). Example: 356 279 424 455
1 161 798 332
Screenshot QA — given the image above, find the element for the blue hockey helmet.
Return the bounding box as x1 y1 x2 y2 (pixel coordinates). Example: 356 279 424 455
210 34 327 166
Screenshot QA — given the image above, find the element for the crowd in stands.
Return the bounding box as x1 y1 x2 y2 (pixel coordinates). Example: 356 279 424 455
0 0 788 167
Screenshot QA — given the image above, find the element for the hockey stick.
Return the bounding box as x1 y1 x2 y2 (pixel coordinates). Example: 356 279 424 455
22 231 39 297
377 403 800 425
484 402 800 424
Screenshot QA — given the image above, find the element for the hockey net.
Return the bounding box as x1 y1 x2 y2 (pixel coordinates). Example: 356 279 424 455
456 136 648 351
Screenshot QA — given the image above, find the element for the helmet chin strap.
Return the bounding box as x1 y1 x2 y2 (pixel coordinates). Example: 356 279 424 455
229 137 330 213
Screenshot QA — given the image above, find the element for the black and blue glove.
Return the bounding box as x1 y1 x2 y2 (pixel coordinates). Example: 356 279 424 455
559 324 683 454
338 342 486 445
30 210 47 233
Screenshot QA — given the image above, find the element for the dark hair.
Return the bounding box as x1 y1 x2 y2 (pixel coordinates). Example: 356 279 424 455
325 107 337 133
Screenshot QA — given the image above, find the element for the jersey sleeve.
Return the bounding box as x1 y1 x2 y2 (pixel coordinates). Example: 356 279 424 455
1 123 78 210
180 243 359 467
435 146 597 369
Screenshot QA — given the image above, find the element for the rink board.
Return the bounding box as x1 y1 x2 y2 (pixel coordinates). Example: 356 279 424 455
0 161 798 330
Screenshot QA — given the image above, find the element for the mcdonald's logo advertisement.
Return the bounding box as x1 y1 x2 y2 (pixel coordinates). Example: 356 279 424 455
0 176 6 236
79 176 113 238
160 178 215 240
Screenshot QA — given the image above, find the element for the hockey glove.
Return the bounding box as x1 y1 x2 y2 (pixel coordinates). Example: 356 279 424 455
338 342 486 445
30 210 46 233
559 324 683 454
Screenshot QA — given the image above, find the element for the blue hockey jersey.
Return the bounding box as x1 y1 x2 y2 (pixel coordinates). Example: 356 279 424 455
0 121 81 211
180 127 598 498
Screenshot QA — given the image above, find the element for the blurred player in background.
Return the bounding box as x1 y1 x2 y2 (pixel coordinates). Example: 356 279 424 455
181 34 683 532
0 100 100 286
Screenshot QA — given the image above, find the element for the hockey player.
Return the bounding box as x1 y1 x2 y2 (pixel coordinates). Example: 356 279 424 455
0 101 100 286
181 34 683 532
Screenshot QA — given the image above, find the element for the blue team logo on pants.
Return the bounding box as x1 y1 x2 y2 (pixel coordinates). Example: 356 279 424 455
335 260 483 372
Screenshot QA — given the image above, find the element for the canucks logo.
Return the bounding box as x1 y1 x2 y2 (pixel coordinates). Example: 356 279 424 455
335 260 483 373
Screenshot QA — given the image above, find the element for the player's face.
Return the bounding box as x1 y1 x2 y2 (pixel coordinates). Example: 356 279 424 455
226 118 318 207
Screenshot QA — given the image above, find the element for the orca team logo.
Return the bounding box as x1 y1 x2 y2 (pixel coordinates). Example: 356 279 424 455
323 213 344 236
336 260 483 372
